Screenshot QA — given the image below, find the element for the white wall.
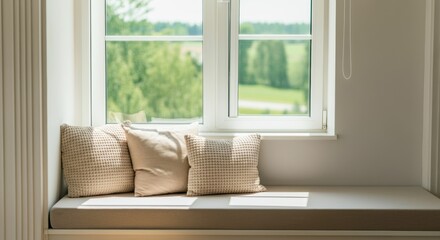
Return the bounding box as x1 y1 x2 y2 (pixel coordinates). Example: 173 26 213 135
45 0 81 224
432 1 440 195
259 0 426 186
436 2 440 97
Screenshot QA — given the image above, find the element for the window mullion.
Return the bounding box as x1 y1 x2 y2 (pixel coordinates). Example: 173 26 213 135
215 0 231 129
201 0 217 131
239 34 312 41
228 0 240 118
91 0 106 126
105 35 203 42
309 0 325 125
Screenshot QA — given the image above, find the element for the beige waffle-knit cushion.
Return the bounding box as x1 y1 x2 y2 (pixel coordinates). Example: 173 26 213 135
185 134 266 196
124 124 198 197
61 124 134 197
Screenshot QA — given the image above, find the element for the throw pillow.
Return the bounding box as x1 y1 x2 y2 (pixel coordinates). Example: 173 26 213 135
61 124 134 197
123 124 198 196
185 134 266 196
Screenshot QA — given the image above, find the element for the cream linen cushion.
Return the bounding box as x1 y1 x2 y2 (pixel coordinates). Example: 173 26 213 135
185 134 266 196
61 124 134 198
124 124 198 196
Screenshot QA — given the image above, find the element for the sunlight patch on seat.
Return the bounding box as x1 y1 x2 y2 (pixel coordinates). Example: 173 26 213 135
240 191 309 198
79 196 198 209
229 196 309 207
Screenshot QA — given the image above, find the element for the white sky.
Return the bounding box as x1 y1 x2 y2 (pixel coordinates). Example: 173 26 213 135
240 0 310 24
148 0 203 24
147 0 310 24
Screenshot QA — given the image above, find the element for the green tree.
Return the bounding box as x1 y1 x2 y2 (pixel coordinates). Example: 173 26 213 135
253 41 289 88
106 0 155 35
238 42 253 85
268 41 289 88
300 43 311 103
106 42 151 116
141 43 202 119
239 24 255 85
287 43 310 104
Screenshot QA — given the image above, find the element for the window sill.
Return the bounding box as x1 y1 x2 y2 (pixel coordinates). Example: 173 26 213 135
126 123 337 140
200 132 338 141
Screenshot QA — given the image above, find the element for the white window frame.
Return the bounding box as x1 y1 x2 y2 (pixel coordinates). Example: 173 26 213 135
89 0 335 135
216 0 325 132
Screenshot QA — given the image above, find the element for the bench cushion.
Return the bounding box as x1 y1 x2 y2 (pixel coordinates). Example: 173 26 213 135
50 186 440 230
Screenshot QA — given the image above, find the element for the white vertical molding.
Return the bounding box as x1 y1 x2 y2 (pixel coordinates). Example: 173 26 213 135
434 0 440 197
14 0 23 238
423 0 435 190
41 0 48 233
0 0 5 238
3 1 17 240
0 0 44 239
32 0 44 238
19 0 28 238
26 0 34 238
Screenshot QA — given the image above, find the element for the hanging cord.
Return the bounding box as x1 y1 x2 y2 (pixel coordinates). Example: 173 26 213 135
342 0 352 80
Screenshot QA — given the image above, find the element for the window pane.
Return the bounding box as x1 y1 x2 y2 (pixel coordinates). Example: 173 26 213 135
240 0 311 35
106 0 203 36
106 41 203 123
238 40 310 116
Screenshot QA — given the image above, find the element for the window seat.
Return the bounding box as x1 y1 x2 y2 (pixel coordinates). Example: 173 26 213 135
50 186 440 231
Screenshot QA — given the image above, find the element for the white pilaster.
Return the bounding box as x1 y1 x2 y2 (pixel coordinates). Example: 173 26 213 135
0 0 44 239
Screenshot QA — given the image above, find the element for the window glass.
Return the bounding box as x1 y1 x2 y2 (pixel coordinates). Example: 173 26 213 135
238 40 310 115
236 0 312 116
105 0 203 123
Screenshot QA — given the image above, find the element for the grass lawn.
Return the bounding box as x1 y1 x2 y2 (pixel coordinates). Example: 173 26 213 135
238 84 308 115
239 107 286 115
239 84 306 105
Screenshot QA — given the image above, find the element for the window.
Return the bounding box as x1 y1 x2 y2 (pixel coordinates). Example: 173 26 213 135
90 0 333 133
